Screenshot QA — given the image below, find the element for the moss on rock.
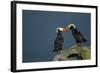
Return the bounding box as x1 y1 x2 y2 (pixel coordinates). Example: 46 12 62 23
54 45 91 61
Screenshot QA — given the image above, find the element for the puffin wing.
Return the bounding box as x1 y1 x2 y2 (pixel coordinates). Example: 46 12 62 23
72 29 87 43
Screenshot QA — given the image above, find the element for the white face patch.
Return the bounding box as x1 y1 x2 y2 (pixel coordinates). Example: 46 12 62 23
67 24 76 29
56 27 64 33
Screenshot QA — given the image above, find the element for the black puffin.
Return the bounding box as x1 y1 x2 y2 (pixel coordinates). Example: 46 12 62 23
53 28 64 53
66 24 87 44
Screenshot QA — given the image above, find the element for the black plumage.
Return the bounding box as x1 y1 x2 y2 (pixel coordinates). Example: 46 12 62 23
69 25 87 44
53 29 64 53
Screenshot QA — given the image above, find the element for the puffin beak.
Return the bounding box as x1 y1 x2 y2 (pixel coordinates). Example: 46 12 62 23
62 28 70 32
57 27 70 32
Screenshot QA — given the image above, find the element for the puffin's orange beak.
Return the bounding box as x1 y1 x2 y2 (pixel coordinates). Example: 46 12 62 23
62 28 70 32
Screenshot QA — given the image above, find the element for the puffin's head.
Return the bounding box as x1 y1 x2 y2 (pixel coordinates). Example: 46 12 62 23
56 27 64 33
67 24 76 30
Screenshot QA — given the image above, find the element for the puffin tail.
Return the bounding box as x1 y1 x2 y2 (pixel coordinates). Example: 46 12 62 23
83 38 87 42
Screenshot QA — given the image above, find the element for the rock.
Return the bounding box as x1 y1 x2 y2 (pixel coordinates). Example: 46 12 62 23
53 45 91 61
53 54 66 61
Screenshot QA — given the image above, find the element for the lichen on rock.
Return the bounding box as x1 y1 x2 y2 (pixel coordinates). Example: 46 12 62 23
53 45 91 61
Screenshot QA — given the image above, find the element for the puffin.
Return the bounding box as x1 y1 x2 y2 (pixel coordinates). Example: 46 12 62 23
62 24 87 44
53 28 64 54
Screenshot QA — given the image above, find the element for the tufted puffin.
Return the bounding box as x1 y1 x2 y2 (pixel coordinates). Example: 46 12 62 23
66 24 87 44
53 28 64 54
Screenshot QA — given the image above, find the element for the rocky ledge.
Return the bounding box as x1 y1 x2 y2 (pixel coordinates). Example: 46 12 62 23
53 45 91 61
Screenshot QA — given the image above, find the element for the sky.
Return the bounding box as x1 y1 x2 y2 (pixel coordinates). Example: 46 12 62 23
22 10 91 63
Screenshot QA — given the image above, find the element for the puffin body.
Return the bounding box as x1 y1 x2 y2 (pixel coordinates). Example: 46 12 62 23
71 28 87 44
53 28 64 53
67 24 87 44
